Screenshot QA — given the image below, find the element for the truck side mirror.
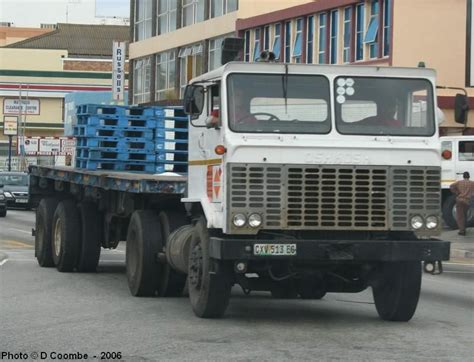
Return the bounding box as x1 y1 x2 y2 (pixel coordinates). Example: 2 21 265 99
183 85 205 119
454 93 469 125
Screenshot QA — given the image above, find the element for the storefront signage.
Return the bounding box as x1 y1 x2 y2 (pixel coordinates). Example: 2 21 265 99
3 99 40 115
3 116 18 136
17 137 75 156
112 41 126 101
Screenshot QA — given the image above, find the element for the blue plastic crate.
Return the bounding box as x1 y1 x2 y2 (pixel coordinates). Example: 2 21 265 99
156 150 188 162
74 125 154 140
87 150 156 162
76 158 156 173
75 136 155 151
77 115 158 128
155 162 188 174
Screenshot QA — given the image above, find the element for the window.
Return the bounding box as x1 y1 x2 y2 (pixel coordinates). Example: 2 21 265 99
335 77 435 137
284 21 291 63
355 3 365 61
330 10 338 64
244 30 250 62
318 13 327 64
307 16 314 64
293 18 303 63
182 0 205 27
156 51 177 100
264 26 270 51
365 0 379 59
210 0 238 18
158 0 177 35
179 43 203 97
273 23 281 60
343 7 352 63
227 74 331 134
253 28 261 61
209 36 225 70
459 141 474 161
383 0 391 57
133 57 151 104
135 0 153 41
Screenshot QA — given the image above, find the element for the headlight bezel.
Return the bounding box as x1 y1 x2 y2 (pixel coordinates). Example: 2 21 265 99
248 213 263 228
410 215 424 230
425 215 439 230
232 213 247 228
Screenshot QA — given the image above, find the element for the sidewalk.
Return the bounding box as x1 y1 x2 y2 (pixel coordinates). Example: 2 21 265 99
441 228 474 261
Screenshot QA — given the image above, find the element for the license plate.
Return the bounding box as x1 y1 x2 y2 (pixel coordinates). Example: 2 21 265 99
254 244 297 256
16 199 28 203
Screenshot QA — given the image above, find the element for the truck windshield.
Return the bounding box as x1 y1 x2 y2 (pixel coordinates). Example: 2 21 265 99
227 73 331 134
334 77 435 136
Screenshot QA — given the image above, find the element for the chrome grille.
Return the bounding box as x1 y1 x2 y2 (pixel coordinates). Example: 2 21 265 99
228 164 441 231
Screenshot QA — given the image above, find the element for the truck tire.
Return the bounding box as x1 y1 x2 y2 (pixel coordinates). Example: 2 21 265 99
35 198 59 267
372 261 421 321
76 202 102 272
52 199 81 272
442 194 458 229
0 209 6 217
188 217 231 318
157 210 188 297
126 210 163 296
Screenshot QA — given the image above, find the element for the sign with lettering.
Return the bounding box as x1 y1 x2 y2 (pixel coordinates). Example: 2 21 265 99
17 137 75 156
3 116 18 136
3 99 40 115
112 41 126 101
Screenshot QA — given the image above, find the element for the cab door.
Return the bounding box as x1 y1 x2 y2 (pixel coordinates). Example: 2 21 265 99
454 138 474 180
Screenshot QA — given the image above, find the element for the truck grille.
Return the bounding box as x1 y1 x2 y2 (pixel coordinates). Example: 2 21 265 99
228 164 441 231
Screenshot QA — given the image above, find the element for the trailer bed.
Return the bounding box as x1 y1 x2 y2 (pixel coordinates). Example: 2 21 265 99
29 165 187 194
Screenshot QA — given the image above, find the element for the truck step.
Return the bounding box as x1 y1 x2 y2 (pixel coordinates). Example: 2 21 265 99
77 115 159 128
76 137 155 150
74 125 154 139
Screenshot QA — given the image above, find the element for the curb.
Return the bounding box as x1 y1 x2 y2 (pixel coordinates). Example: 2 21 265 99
450 248 474 259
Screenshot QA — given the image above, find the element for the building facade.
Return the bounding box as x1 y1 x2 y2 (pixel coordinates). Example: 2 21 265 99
0 23 129 167
129 0 473 133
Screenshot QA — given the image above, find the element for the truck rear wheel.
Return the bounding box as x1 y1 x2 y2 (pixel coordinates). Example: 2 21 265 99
35 198 60 267
372 261 421 321
76 202 102 272
157 211 187 297
0 209 6 217
188 218 231 318
126 210 163 296
52 199 81 272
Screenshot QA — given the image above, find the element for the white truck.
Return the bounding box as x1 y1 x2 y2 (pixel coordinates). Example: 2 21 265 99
440 135 474 228
31 59 454 322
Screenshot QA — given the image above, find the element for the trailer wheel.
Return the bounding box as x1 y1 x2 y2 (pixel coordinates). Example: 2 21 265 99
126 210 163 296
158 210 187 297
52 199 81 272
76 202 102 272
372 261 421 321
188 217 231 318
0 209 6 217
35 198 60 267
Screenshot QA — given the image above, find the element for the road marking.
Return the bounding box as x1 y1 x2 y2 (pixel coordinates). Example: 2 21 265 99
1 240 32 248
8 228 33 235
0 259 8 266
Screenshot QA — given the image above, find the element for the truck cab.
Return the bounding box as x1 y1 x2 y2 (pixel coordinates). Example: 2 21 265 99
180 62 449 320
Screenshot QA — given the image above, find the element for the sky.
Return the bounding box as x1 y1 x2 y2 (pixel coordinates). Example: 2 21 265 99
0 0 130 27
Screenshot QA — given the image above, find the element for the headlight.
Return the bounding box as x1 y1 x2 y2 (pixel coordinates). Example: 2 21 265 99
410 215 424 230
232 213 247 227
425 216 439 230
248 213 262 228
4 192 12 198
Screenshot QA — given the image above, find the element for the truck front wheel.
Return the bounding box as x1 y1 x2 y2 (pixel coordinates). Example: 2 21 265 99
188 218 231 318
126 210 163 296
372 261 421 321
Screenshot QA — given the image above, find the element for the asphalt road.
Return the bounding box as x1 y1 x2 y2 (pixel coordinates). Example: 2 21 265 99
0 210 473 361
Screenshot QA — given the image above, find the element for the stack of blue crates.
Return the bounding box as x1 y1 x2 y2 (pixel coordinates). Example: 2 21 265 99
74 104 188 174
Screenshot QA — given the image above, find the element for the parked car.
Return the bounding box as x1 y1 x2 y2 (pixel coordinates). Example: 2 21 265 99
0 187 7 217
0 172 29 209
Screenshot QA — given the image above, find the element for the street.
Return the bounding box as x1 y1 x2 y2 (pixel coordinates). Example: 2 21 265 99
0 210 473 361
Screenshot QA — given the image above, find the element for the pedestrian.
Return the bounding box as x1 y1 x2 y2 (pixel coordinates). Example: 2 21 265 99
449 171 474 236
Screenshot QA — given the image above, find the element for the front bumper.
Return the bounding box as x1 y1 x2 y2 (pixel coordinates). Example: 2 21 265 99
209 238 450 262
6 197 29 207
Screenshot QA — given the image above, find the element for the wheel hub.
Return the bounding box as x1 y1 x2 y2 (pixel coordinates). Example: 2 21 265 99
53 218 62 257
188 244 203 289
